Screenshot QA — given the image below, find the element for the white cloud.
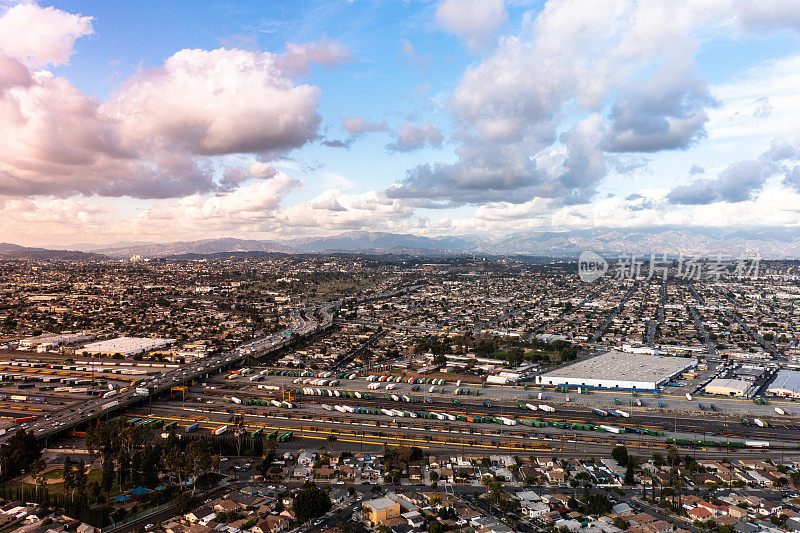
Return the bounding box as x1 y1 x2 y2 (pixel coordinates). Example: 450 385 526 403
0 3 92 67
399 39 429 68
386 123 443 152
341 117 388 135
133 172 302 237
0 41 324 198
107 47 322 157
275 39 352 77
391 0 800 209
435 0 508 50
276 189 413 233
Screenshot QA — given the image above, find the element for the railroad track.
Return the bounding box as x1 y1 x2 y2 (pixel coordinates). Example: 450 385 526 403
182 388 800 443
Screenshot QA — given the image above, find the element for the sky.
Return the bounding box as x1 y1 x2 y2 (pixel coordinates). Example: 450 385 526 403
2 0 800 247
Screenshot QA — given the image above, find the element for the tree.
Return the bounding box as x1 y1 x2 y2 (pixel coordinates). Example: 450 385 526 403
612 445 629 466
0 429 41 480
117 450 130 489
186 441 212 477
175 493 193 513
293 484 332 523
101 456 115 496
613 517 630 530
624 464 635 485
74 459 88 499
667 446 679 467
31 458 46 499
63 456 75 495
433 354 447 366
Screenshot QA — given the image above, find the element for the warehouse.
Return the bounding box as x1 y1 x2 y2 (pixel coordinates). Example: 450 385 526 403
76 336 175 358
538 350 695 391
705 378 750 397
767 370 800 399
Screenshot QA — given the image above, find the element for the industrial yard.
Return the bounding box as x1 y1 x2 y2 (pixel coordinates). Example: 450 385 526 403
1 255 800 533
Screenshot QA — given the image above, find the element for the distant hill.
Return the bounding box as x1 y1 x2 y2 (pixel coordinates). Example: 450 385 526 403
285 231 480 254
95 232 482 258
491 227 800 258
15 226 800 260
95 238 295 258
0 243 105 260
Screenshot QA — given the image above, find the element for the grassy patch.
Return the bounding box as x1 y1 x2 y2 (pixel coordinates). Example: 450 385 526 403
43 469 65 480
16 469 105 496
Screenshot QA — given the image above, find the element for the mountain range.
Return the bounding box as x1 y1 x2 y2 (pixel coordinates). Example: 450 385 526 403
0 243 105 260
5 227 800 260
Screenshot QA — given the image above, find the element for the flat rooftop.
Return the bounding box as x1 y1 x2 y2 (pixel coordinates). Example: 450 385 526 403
768 369 800 393
364 497 399 511
705 378 751 393
77 336 174 354
541 350 694 384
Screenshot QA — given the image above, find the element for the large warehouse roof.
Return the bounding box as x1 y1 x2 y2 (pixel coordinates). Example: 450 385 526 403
767 369 800 396
540 350 695 389
705 378 750 396
76 336 174 356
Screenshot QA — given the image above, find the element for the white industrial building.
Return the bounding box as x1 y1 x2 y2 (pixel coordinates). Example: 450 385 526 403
705 378 751 397
538 350 696 390
767 370 800 398
76 336 174 357
18 332 93 351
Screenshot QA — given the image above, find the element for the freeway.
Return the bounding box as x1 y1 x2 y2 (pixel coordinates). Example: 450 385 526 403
9 283 422 444
1 301 338 444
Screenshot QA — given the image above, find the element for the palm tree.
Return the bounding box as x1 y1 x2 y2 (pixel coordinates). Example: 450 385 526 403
229 414 246 456
31 459 46 500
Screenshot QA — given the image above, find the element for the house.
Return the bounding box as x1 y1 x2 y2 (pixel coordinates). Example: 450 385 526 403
522 501 550 518
402 511 424 528
163 522 182 533
297 451 314 467
227 492 261 508
213 500 239 513
646 520 675 532
329 488 349 505
545 469 566 484
687 507 713 522
554 518 582 532
186 506 217 525
252 516 289 533
77 524 96 533
363 497 402 524
728 506 748 520
785 516 800 531
612 503 633 516
314 466 336 479
733 523 759 533
759 500 783 516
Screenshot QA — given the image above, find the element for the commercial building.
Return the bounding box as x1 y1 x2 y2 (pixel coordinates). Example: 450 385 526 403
76 336 175 358
362 497 401 524
767 370 800 398
18 332 93 351
705 378 751 397
538 350 695 390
